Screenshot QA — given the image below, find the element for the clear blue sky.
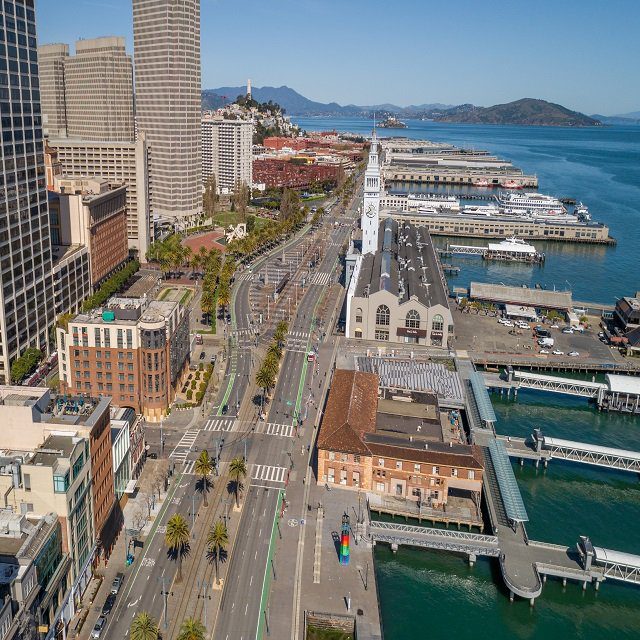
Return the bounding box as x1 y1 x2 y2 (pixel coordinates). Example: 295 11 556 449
36 0 640 115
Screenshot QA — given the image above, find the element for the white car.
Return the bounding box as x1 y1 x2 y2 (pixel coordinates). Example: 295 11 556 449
502 321 514 327
561 328 574 334
518 322 531 329
498 318 510 325
550 324 560 329
552 349 564 355
540 349 550 354
568 351 580 357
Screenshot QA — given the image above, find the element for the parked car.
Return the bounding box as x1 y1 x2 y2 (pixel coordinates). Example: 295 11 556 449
568 351 580 357
110 573 124 595
562 327 574 334
540 349 550 354
147 452 157 460
221 404 228 415
552 350 565 356
101 594 116 616
91 617 107 639
550 324 560 329
199 351 206 360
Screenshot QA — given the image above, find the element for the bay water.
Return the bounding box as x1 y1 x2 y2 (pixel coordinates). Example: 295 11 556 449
294 117 640 638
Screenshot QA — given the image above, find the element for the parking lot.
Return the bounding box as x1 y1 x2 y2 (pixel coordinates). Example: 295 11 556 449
452 306 614 362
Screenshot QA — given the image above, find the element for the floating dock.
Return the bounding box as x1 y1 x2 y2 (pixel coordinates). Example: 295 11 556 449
439 237 545 264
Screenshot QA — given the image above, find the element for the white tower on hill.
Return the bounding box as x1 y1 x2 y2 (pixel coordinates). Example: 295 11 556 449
361 129 381 255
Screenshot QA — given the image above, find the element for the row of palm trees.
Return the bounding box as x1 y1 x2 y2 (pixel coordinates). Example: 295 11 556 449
130 612 205 640
146 234 222 280
129 453 247 639
255 321 288 406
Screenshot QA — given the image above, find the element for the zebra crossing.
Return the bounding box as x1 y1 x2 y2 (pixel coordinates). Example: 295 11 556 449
255 422 294 438
203 418 235 432
311 271 332 285
251 464 288 487
182 460 196 475
169 429 200 463
237 272 253 281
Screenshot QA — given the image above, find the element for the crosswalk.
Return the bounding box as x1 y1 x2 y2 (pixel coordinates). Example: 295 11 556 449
183 460 195 475
203 418 235 432
311 272 332 285
255 422 294 438
237 272 253 281
251 464 288 487
169 429 200 463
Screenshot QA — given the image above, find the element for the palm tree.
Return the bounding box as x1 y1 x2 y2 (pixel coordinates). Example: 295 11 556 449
165 514 190 582
194 450 214 507
228 456 247 507
130 612 159 640
207 520 229 584
177 618 206 640
262 353 279 378
255 367 275 411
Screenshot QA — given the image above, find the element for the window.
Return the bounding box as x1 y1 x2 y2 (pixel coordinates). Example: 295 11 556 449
53 472 69 493
354 454 361 463
328 468 335 483
405 309 420 328
353 471 360 486
375 304 390 326
378 458 385 467
355 307 363 323
469 470 475 480
340 470 347 485
452 468 458 477
432 314 444 331
432 466 439 475
23 473 31 491
375 330 389 341
354 328 362 339
395 460 402 470
414 463 421 473
328 451 335 461
376 482 385 492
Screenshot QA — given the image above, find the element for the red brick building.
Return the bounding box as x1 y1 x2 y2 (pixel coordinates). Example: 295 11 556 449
253 158 339 189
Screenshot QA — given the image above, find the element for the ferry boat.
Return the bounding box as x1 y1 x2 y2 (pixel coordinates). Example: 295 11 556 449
496 191 566 216
500 180 522 189
485 237 545 263
461 204 501 216
575 203 591 221
474 179 490 188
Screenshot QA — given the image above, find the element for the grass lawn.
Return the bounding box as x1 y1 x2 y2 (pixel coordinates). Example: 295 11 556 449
306 628 353 640
180 289 193 305
211 210 274 232
158 287 176 301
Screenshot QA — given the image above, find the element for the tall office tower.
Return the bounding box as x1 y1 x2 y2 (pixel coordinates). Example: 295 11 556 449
133 0 202 226
64 37 134 142
38 43 68 137
0 0 55 383
202 116 253 192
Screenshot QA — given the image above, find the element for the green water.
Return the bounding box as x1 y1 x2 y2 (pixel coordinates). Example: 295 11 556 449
374 390 640 639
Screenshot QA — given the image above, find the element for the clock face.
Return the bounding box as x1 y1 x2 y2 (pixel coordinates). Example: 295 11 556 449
366 203 376 218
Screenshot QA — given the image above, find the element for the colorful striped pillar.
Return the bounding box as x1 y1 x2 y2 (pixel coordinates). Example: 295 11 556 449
340 513 350 565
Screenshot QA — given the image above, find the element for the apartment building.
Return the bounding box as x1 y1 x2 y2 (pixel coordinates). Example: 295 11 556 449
201 116 253 192
56 297 190 420
47 137 151 257
48 177 129 286
316 371 484 508
0 0 55 384
37 43 68 138
133 0 201 225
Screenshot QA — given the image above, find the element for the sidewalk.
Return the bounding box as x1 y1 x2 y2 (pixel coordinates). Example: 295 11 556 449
71 462 172 639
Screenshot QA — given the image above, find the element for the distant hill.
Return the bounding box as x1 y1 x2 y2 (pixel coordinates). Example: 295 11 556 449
592 113 640 126
202 87 600 126
615 110 640 119
428 99 601 127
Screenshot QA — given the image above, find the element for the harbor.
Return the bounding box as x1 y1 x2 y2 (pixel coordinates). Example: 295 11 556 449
439 237 546 264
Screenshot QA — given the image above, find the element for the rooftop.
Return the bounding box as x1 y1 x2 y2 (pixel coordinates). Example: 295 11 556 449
354 219 448 308
30 434 79 468
470 281 573 311
70 296 178 326
605 374 640 396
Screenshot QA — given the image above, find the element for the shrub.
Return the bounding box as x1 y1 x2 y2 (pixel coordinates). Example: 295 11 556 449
186 390 193 400
191 380 197 390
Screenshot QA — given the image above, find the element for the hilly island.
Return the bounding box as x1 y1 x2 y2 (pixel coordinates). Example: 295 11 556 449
202 86 602 126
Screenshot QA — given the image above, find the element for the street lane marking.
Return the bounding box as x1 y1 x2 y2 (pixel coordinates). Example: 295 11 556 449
251 464 287 485
204 418 235 432
255 422 294 438
183 460 195 475
311 271 331 285
169 429 200 461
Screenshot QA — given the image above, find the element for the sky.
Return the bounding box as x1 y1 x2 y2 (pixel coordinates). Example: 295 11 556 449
35 0 640 115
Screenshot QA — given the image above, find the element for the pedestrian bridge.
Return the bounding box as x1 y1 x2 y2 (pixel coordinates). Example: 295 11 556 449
368 521 500 557
512 370 607 401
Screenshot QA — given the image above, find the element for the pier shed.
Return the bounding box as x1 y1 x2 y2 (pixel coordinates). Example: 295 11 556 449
605 374 640 412
469 282 573 313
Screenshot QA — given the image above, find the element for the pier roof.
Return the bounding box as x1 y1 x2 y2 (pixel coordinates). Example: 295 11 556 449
470 282 572 311
469 372 497 424
488 439 529 523
605 374 640 396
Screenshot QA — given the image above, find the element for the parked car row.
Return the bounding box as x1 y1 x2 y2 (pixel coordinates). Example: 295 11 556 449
91 573 124 638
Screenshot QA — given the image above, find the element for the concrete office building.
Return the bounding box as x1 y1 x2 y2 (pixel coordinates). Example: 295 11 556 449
48 177 129 286
56 297 191 421
37 43 68 138
47 137 151 257
0 0 55 384
133 0 202 225
202 116 253 192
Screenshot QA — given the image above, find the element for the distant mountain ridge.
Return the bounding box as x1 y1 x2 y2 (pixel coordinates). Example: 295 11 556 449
201 86 600 126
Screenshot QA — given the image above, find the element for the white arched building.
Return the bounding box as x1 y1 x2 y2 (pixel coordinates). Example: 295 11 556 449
346 217 454 347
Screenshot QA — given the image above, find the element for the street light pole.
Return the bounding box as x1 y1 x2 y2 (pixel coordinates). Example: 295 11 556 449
191 494 195 538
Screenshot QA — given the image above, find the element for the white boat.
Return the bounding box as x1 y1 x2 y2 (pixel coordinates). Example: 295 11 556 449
485 237 545 263
575 203 591 221
406 193 460 212
496 191 566 216
461 204 501 216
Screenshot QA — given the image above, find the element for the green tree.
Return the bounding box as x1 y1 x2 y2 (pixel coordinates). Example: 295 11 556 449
194 450 213 507
207 520 229 584
165 514 190 583
177 618 206 640
203 174 218 220
130 612 159 640
228 456 247 507
10 347 43 384
262 353 279 378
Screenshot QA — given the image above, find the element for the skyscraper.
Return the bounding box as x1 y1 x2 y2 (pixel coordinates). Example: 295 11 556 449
0 0 55 382
133 0 202 226
63 37 134 142
38 43 68 137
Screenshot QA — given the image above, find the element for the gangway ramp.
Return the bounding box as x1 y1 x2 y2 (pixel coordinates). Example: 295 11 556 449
369 521 500 557
593 547 640 585
512 370 607 400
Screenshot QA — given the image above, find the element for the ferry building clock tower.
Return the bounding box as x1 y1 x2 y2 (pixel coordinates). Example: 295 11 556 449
361 129 381 255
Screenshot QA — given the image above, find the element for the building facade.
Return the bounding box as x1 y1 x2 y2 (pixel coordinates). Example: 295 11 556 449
47 137 151 257
56 297 191 420
133 0 202 225
48 177 129 286
0 0 55 383
37 43 68 138
202 117 253 192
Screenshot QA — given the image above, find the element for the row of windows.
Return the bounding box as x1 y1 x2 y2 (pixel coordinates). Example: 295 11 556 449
369 304 444 331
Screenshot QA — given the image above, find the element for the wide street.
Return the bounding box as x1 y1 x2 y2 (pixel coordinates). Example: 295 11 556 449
93 184 361 640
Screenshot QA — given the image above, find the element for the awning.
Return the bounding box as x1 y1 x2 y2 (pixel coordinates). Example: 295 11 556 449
124 480 137 495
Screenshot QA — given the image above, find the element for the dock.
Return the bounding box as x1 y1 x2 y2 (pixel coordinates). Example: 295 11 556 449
439 238 545 264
